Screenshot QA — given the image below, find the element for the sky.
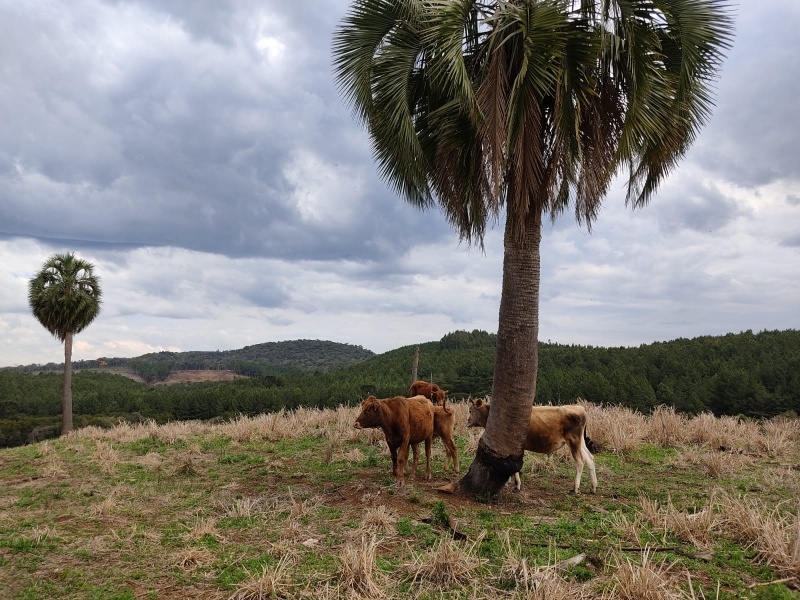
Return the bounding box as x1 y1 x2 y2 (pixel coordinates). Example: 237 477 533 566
1 1 798 368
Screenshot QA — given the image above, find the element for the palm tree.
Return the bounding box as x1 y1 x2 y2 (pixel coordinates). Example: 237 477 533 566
333 0 733 496
28 253 102 435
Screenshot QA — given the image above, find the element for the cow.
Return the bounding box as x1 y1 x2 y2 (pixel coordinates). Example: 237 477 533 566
354 395 433 486
409 380 447 406
408 394 459 473
466 398 599 494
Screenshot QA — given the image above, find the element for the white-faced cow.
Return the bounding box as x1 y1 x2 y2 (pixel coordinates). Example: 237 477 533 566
466 398 599 493
354 395 433 486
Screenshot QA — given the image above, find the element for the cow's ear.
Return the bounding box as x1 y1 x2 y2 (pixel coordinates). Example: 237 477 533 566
474 398 482 407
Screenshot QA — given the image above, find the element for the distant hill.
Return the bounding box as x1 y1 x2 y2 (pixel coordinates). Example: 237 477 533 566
6 339 376 382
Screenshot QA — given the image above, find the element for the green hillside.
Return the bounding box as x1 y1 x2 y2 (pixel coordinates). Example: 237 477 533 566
1 329 798 448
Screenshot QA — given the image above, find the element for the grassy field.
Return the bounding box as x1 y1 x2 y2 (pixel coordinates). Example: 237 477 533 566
0 400 798 599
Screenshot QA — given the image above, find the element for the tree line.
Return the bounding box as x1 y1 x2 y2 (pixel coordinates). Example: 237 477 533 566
1 329 797 448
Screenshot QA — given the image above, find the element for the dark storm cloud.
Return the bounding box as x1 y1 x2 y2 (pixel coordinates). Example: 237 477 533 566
0 0 452 265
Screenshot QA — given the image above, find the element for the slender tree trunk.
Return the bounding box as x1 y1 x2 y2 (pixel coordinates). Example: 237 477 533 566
62 331 74 435
459 209 541 497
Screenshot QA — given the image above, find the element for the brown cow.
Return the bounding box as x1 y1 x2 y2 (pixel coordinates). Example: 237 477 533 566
408 394 459 473
354 395 433 486
466 398 598 494
409 380 447 406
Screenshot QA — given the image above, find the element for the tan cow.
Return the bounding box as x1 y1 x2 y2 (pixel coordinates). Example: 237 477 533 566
466 398 598 494
408 394 459 473
409 380 447 406
354 395 433 486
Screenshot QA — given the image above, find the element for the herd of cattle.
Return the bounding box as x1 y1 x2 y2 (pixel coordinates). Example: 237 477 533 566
353 380 599 493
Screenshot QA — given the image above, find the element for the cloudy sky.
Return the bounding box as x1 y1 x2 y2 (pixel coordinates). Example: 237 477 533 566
1 1 798 368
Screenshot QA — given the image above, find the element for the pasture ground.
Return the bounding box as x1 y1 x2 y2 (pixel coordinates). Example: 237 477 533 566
0 401 798 599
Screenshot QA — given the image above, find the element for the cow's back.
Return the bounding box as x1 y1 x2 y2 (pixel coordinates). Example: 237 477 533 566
406 395 434 443
526 405 586 453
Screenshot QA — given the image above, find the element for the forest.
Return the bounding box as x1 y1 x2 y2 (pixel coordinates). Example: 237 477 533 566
0 329 797 448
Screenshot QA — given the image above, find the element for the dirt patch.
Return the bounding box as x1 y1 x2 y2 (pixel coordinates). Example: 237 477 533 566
155 370 249 384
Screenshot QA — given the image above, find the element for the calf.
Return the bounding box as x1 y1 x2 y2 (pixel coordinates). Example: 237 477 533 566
466 398 598 494
408 395 459 473
354 395 433 486
409 380 447 406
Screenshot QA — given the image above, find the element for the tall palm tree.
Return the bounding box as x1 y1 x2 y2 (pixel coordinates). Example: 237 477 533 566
28 253 102 435
333 0 733 496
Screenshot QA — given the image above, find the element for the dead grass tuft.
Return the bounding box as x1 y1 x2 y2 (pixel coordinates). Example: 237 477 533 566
224 496 264 519
229 554 295 600
42 454 68 478
89 486 124 517
670 448 753 479
607 510 646 546
639 495 719 549
174 546 215 571
755 418 800 458
183 515 225 544
608 547 679 600
336 534 385 598
92 440 120 474
360 505 398 534
404 534 483 590
336 448 366 464
684 413 744 451
590 404 646 454
647 405 688 448
717 493 800 582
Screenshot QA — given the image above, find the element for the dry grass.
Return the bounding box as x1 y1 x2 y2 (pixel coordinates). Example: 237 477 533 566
336 534 386 598
229 554 296 600
647 405 689 448
717 493 800 583
360 505 397 534
607 548 680 600
581 403 646 454
2 400 798 599
403 534 484 590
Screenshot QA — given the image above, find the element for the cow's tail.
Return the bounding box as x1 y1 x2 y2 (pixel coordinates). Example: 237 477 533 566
584 424 601 454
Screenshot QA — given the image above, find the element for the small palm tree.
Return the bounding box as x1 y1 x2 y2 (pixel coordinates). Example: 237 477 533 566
28 253 102 435
333 0 733 496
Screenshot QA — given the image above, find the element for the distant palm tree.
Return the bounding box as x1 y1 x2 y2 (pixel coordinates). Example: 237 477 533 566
333 0 733 496
28 253 102 435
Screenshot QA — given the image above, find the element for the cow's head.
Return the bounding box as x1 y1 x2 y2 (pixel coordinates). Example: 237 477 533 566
466 397 490 428
354 396 382 429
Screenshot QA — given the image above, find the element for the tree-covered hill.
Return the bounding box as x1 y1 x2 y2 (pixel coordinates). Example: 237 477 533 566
1 329 797 448
6 339 376 382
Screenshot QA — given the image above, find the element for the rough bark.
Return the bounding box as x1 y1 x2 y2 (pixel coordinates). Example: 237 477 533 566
459 209 541 497
61 331 74 435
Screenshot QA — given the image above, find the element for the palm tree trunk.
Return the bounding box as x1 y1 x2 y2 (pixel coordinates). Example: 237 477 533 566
62 331 74 435
459 209 541 496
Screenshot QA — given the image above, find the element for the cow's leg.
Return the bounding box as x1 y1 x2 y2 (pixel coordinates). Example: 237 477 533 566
389 445 400 483
511 471 521 491
444 437 459 473
397 443 409 486
424 438 432 480
582 440 598 493
409 442 419 479
570 442 585 494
